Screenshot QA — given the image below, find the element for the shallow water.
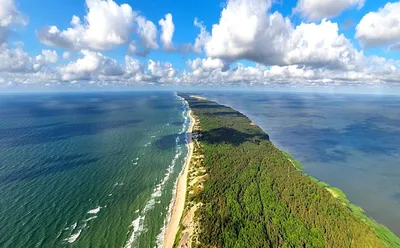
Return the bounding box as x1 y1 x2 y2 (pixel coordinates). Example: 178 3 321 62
204 91 400 236
0 91 189 247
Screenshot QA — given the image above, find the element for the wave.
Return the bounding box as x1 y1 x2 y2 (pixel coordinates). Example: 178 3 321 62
66 228 83 243
124 96 191 248
155 95 191 248
62 205 104 244
124 215 145 248
64 222 87 244
87 206 101 215
85 216 98 222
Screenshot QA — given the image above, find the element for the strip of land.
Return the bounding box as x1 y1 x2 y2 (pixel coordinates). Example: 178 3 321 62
172 94 400 248
163 107 195 248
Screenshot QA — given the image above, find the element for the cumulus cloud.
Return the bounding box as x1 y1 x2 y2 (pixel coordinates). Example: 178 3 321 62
0 44 34 72
200 0 361 71
285 20 364 70
203 0 287 64
0 43 61 85
0 1 60 83
159 13 175 51
178 56 400 86
36 50 58 64
37 0 135 50
294 0 365 21
133 16 158 55
193 18 210 53
55 51 177 84
187 57 226 72
148 59 177 80
59 50 124 81
125 56 142 75
356 2 400 49
0 0 28 27
0 0 28 43
0 45 56 74
62 51 71 60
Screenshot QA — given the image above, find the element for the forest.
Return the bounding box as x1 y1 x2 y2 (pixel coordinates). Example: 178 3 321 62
178 94 400 248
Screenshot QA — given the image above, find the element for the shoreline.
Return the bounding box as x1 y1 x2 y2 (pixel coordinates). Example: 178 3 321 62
163 104 195 248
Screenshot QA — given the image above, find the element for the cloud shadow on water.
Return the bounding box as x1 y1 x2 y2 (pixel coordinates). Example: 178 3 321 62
1 153 101 183
0 119 142 147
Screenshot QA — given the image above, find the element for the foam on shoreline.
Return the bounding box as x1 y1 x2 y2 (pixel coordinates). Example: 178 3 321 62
124 96 191 248
161 96 195 248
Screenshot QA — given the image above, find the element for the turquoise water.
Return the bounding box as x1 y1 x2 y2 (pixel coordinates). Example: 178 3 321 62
204 91 400 236
0 91 190 247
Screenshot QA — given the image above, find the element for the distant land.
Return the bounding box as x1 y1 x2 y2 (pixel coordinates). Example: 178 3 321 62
171 94 400 248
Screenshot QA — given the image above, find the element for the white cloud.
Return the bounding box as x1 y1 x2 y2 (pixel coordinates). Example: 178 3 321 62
193 18 210 53
56 51 178 83
59 50 124 81
179 57 400 86
36 50 58 64
0 0 28 43
125 56 142 75
135 16 158 53
0 0 27 27
203 0 287 64
0 43 34 72
37 0 135 50
37 0 165 54
62 51 71 60
148 59 177 80
201 0 360 70
356 2 400 49
187 57 226 71
294 0 365 21
285 20 363 70
127 15 159 56
0 44 60 84
159 13 175 51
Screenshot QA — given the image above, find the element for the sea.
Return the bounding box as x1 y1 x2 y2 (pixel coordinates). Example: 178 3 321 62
0 91 190 247
204 91 400 237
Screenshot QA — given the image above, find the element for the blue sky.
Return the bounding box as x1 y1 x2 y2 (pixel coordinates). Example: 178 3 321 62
15 0 223 68
1 0 400 89
14 0 393 64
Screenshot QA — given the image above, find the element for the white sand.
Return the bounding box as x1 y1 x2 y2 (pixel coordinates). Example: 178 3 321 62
163 108 195 248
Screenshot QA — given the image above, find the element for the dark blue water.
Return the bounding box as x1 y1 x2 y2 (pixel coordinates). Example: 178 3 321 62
204 91 400 236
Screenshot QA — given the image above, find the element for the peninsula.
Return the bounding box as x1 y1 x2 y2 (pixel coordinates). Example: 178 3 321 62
165 94 400 248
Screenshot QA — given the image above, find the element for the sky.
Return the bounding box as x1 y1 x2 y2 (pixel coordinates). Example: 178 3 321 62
1 0 400 91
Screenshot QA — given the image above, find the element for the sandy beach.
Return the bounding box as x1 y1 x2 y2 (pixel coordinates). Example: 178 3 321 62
163 107 195 248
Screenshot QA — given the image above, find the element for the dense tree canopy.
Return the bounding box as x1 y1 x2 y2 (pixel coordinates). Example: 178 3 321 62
179 94 400 248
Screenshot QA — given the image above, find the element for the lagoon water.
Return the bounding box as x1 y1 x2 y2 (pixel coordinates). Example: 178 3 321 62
0 91 189 247
204 91 400 236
